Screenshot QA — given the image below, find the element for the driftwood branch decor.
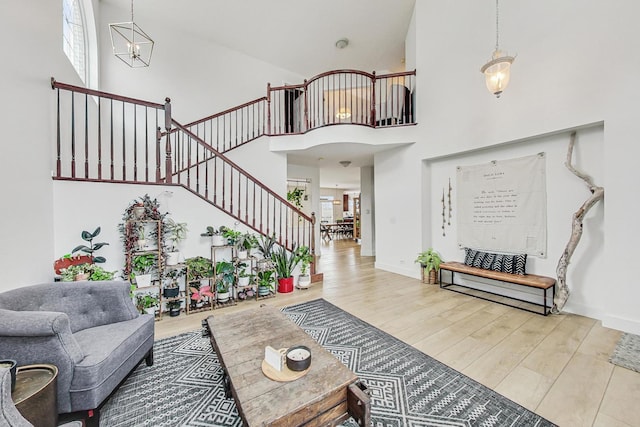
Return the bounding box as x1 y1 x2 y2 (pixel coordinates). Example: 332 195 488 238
553 132 604 313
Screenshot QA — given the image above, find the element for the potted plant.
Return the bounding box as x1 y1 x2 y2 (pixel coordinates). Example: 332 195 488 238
165 218 188 265
256 270 276 296
137 224 147 250
135 293 158 316
132 202 146 219
221 226 242 248
271 243 301 293
415 248 443 284
201 226 226 246
185 256 213 284
256 233 277 259
163 268 183 298
132 253 156 287
236 261 252 287
60 263 116 282
296 245 314 289
235 232 257 259
71 226 109 263
54 227 109 274
166 300 182 317
215 260 235 303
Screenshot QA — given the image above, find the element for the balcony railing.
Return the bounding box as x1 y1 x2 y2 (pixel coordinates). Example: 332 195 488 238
179 69 416 153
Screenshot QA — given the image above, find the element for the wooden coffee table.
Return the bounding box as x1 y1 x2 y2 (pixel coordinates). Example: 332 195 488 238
206 306 370 426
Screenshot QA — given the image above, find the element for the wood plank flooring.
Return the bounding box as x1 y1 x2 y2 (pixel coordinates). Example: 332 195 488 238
155 239 640 427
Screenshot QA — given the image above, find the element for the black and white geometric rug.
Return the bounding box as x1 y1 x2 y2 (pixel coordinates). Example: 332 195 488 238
101 299 556 426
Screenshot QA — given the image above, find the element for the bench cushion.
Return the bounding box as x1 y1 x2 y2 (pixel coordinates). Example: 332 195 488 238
464 248 527 275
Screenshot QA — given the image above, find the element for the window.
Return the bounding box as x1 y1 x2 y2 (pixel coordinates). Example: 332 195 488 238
63 0 87 84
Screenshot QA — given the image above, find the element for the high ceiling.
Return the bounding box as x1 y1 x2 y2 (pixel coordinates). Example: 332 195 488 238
128 0 416 77
110 0 416 188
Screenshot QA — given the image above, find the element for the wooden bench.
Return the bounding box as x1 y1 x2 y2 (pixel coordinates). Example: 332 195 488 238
439 262 556 315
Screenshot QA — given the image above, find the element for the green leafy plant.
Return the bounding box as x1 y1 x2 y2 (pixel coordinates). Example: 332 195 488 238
165 267 184 288
60 263 116 281
256 270 276 291
271 243 300 279
132 253 156 275
256 233 277 258
236 232 258 252
72 227 109 264
415 248 442 273
185 256 213 281
296 245 314 276
200 226 222 237
215 261 235 293
135 294 158 313
221 226 242 246
287 187 305 209
166 300 182 310
166 218 188 251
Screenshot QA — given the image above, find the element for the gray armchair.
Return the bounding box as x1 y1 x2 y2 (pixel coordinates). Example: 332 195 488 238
0 281 154 416
0 367 32 427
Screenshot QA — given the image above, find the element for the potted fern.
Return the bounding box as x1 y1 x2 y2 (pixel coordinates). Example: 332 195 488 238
415 248 442 284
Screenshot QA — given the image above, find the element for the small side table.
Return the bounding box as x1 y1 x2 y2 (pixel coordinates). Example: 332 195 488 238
12 364 58 427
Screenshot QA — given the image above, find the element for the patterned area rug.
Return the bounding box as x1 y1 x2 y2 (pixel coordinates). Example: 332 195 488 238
101 299 556 426
609 332 640 373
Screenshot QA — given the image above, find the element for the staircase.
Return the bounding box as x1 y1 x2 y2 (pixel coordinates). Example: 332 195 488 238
50 69 416 276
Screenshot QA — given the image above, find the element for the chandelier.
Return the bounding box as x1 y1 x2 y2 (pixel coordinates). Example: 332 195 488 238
480 0 515 97
109 0 154 67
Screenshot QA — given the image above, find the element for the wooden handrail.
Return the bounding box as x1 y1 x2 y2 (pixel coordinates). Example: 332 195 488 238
170 119 313 223
51 77 166 110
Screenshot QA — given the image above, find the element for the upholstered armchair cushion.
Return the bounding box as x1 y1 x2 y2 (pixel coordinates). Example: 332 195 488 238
0 281 154 415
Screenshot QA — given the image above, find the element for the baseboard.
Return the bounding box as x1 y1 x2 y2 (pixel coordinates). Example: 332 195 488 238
374 262 421 280
603 314 640 335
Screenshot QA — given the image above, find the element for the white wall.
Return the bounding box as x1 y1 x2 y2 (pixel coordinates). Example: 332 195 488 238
98 2 304 124
52 181 261 278
360 166 375 256
373 0 640 333
0 0 90 290
426 126 605 315
287 164 321 256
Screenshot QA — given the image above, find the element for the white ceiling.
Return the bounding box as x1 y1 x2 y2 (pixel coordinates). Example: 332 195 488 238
111 0 416 189
129 0 416 77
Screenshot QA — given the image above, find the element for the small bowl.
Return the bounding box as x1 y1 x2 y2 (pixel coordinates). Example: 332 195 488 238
286 346 311 371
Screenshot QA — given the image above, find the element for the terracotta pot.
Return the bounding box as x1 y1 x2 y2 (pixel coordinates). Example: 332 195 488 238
278 277 294 293
54 255 93 274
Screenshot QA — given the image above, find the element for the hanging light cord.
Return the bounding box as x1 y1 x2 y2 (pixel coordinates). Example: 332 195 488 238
495 0 500 51
130 0 135 21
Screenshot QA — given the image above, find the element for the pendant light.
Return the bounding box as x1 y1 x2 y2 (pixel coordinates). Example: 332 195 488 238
109 0 154 67
480 0 515 98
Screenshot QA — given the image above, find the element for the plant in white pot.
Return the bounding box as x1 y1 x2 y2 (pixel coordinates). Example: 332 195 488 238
165 218 188 265
415 248 442 284
296 245 314 289
132 253 156 287
235 232 258 259
236 261 252 287
201 226 226 247
136 293 159 316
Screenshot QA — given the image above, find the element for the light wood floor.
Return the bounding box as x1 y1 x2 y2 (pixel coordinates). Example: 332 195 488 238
156 239 640 427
